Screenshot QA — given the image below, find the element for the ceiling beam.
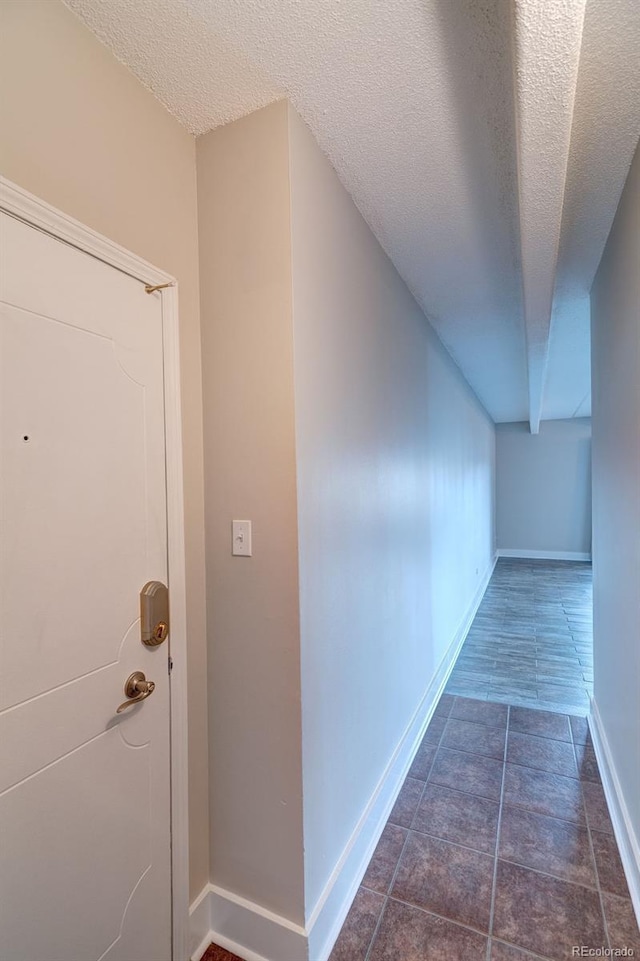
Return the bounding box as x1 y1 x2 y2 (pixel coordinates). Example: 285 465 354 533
512 0 587 433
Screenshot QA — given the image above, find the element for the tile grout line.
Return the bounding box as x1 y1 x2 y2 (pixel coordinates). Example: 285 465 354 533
384 829 606 894
573 723 612 952
344 564 601 959
489 936 555 961
406 712 447 831
486 705 510 960
362 703 450 961
361 830 407 961
382 893 516 945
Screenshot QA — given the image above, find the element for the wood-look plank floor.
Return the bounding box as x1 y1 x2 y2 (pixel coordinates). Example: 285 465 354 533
446 558 593 716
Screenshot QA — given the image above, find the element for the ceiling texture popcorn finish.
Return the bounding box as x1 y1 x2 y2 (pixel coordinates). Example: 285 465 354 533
64 0 640 429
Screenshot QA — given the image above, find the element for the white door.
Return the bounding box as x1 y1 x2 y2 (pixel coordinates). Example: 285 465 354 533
0 212 172 961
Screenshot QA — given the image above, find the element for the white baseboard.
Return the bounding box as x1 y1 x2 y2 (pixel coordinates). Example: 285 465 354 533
189 883 307 961
497 549 592 562
190 554 497 961
589 698 640 926
306 552 498 961
189 885 214 961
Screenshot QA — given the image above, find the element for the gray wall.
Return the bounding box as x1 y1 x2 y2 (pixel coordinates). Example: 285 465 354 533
496 418 592 557
288 105 496 920
591 144 640 859
198 102 305 924
198 101 496 937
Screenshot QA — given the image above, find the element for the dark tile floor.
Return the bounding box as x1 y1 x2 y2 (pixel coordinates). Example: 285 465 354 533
202 561 639 961
330 695 639 961
445 559 593 715
203 695 638 961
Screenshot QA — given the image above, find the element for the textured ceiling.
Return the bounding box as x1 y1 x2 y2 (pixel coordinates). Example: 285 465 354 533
64 0 640 428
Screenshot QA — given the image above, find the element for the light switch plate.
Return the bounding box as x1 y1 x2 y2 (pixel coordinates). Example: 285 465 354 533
232 520 252 556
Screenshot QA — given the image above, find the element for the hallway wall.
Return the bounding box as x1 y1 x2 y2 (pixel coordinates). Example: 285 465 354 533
591 142 640 876
197 102 496 952
0 0 209 899
288 106 497 923
197 102 306 925
495 418 592 558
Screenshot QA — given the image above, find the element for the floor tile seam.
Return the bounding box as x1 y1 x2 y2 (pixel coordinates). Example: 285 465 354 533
384 893 492 941
533 702 593 716
533 689 593 700
496 857 608 896
447 715 509 733
536 675 592 688
534 675 593 686
450 673 515 684
404 824 498 859
506 723 573 745
361 890 389 961
599 890 634 906
503 797 587 828
445 715 510 735
406 743 439 830
430 740 502 776
407 721 446 789
425 723 447 750
437 742 509 764
448 672 494 683
504 748 579 781
362 820 417 961
580 781 615 837
579 752 614 951
499 798 596 834
434 702 454 720
359 881 385 897
370 722 445 898
463 650 541 659
487 935 556 961
448 675 494 687
487 705 510 943
533 699 592 711
504 682 579 693
495 853 600 893
427 772 503 805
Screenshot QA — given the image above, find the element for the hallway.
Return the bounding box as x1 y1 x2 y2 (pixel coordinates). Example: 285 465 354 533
203 560 638 960
324 560 636 959
327 693 637 960
446 559 593 716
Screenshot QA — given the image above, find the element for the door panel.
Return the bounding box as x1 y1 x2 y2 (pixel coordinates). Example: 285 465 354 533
2 731 151 961
0 212 171 961
1 305 149 707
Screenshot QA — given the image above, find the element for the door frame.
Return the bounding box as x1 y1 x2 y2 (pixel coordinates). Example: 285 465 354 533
0 176 190 961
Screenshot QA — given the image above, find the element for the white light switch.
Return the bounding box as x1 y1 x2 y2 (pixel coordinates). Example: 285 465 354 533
232 520 252 556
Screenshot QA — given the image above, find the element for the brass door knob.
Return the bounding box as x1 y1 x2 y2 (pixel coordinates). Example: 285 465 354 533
116 671 156 714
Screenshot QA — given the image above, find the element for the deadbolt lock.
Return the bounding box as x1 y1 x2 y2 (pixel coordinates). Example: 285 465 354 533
140 581 170 647
153 621 169 643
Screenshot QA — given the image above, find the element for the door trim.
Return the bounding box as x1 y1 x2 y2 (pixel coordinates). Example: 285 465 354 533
0 176 190 961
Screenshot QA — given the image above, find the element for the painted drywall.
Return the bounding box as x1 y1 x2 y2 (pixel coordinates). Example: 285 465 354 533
197 102 306 924
0 0 209 899
287 106 496 918
496 418 592 556
197 101 496 939
591 144 640 851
